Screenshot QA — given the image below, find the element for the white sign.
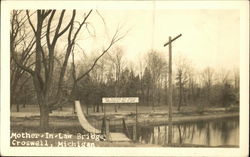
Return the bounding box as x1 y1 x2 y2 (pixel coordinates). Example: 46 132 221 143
102 97 139 103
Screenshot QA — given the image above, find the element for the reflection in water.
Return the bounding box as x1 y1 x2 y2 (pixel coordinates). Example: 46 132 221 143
136 117 239 147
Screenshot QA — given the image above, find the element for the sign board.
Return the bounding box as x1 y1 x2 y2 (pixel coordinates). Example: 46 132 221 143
102 97 139 104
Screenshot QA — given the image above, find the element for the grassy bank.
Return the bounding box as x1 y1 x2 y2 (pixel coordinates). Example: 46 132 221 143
11 107 239 128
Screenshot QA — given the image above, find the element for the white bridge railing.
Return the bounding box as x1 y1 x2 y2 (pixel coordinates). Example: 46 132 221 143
102 97 139 141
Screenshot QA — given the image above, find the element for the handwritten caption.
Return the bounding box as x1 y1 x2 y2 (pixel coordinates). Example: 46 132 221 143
10 132 106 147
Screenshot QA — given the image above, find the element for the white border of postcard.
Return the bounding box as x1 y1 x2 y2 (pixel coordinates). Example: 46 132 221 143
1 0 249 156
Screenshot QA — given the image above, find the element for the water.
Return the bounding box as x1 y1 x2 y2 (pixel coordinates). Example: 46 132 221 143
134 117 239 147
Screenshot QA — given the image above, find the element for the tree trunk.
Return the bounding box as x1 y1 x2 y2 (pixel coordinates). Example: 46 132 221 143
206 123 210 146
207 87 210 105
36 91 50 129
140 80 144 104
39 103 49 130
178 125 182 144
33 74 50 130
114 85 118 112
70 82 78 113
147 87 150 106
178 89 181 111
16 103 20 112
86 103 89 115
23 91 27 108
37 91 50 129
97 103 100 112
178 77 182 111
152 84 155 111
73 103 76 114
11 68 22 108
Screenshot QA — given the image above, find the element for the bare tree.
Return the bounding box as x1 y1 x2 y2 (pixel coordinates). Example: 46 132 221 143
51 10 93 110
11 9 92 129
10 10 36 111
217 68 236 107
175 60 187 111
70 27 127 113
145 51 167 110
90 57 106 113
201 67 214 106
175 68 188 111
137 54 146 105
107 47 126 112
233 68 239 90
233 68 239 104
186 67 198 106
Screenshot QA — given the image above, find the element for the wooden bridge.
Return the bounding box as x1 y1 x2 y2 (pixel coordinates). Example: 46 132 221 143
75 101 131 142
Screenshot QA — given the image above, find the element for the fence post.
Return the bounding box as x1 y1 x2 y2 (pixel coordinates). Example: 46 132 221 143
102 117 110 140
106 118 110 140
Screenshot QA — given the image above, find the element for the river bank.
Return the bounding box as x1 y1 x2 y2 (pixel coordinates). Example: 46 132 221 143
10 105 239 147
10 111 239 147
11 106 239 128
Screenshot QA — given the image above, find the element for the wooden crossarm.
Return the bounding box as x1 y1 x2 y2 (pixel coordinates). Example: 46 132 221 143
164 34 182 47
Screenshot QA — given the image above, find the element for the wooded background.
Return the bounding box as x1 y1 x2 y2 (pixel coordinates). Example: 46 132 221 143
10 10 239 129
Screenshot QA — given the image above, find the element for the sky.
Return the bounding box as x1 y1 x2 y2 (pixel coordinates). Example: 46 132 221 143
69 8 240 72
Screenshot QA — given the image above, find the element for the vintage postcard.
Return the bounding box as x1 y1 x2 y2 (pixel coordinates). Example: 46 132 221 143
1 0 249 156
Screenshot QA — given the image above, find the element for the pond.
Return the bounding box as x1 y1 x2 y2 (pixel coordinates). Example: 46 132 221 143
110 117 239 147
11 116 239 147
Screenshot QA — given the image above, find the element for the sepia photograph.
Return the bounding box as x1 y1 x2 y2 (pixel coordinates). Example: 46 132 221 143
1 0 249 156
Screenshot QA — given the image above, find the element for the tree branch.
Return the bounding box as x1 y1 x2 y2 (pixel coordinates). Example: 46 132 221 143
53 10 92 105
43 10 52 18
57 10 76 38
51 10 66 47
46 10 56 48
76 37 115 82
71 10 92 43
11 50 34 75
26 10 36 34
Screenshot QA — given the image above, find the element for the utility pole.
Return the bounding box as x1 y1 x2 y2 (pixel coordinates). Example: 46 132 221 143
164 34 182 145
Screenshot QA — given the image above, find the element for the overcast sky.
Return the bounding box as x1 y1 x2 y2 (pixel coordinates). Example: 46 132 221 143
70 8 240 72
